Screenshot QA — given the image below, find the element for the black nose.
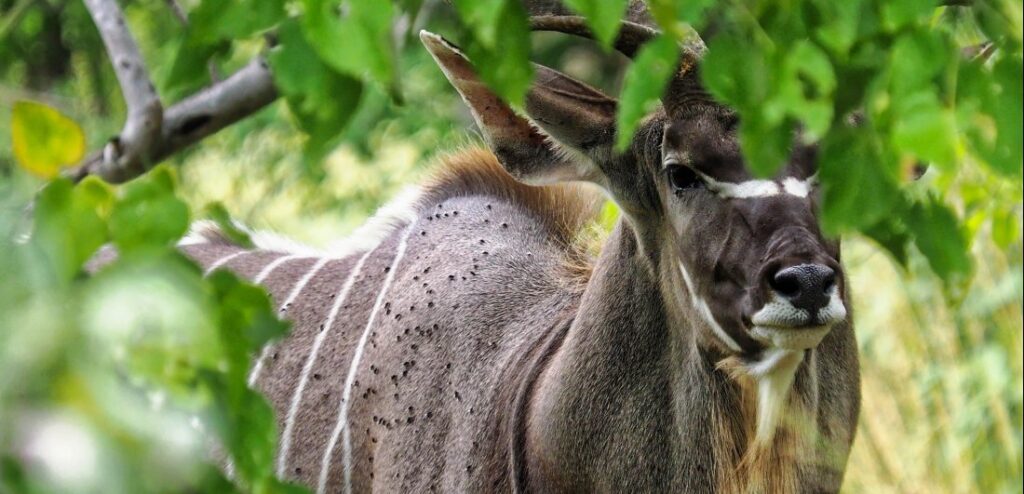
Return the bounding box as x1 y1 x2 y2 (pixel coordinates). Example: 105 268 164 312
770 264 836 312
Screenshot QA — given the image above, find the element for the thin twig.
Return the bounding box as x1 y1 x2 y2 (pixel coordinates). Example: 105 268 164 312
82 0 164 180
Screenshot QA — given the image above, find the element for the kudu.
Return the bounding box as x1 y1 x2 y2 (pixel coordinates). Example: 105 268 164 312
96 5 861 493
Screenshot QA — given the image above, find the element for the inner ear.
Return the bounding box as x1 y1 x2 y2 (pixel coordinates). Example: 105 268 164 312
526 64 617 155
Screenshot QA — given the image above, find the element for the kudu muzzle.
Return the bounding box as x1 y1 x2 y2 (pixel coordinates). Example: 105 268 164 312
749 226 847 350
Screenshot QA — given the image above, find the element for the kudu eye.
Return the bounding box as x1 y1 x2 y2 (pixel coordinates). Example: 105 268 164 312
666 165 705 192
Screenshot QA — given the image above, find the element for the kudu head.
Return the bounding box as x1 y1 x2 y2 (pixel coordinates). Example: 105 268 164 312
421 8 847 359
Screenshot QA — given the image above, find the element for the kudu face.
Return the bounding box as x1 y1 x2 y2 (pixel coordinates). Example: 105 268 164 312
421 21 848 357
655 107 846 354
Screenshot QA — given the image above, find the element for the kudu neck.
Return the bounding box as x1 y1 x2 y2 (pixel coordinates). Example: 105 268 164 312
532 217 819 492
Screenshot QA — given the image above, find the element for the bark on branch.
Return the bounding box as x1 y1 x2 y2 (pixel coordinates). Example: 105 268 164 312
70 57 278 183
82 0 163 181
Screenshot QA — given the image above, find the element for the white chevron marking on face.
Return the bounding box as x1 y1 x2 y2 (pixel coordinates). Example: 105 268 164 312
678 261 743 353
696 172 817 199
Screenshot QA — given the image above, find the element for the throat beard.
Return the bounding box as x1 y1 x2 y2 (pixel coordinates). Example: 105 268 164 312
714 349 815 494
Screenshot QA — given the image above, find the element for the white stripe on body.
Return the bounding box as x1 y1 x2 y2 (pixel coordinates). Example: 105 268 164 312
248 256 333 387
255 255 306 284
317 223 417 494
275 248 377 477
204 250 248 276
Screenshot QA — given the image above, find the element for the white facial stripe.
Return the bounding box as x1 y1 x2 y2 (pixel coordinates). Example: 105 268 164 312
782 176 812 197
695 171 817 199
678 262 743 353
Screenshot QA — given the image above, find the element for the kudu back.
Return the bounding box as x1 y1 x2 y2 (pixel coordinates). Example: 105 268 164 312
123 6 860 493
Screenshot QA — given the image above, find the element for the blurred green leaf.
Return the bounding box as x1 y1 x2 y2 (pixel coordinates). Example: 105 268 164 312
165 0 285 94
455 0 533 107
32 177 112 282
11 100 85 178
301 0 398 100
892 91 958 169
647 0 714 31
270 19 365 171
991 208 1020 249
862 214 912 266
189 0 285 42
889 31 951 98
203 202 255 249
616 34 678 150
701 35 766 109
738 115 794 177
880 0 934 32
959 57 1024 178
818 127 901 233
450 0 507 47
776 40 835 137
109 166 190 252
561 0 628 48
813 0 864 56
906 197 973 284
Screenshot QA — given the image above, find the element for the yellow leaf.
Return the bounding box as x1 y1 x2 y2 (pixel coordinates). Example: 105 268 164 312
11 100 86 178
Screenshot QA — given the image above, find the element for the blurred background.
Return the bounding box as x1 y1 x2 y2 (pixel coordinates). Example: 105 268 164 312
1 0 1021 492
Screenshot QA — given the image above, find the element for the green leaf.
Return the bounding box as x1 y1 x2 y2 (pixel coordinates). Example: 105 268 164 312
203 203 255 249
702 35 767 109
189 0 285 42
738 116 794 177
203 271 289 486
880 0 934 32
889 31 951 98
905 197 972 284
616 34 679 150
813 0 864 56
165 0 285 94
647 0 715 32
891 91 958 169
109 166 190 252
31 176 114 280
270 19 365 169
32 177 112 282
991 208 1020 249
450 0 507 48
561 0 629 48
11 100 85 178
455 0 533 107
301 0 398 100
862 214 912 266
818 127 901 233
776 40 836 137
959 57 1023 178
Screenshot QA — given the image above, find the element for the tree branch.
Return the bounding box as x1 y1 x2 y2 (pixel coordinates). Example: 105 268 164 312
83 0 163 181
69 57 279 183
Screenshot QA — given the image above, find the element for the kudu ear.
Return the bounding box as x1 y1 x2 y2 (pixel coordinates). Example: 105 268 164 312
420 30 615 186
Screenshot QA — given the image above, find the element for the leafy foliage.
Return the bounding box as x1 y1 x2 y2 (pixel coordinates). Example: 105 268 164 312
0 169 301 493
